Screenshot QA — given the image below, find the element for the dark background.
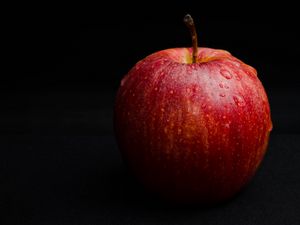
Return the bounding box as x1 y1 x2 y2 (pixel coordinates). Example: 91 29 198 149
1 2 300 225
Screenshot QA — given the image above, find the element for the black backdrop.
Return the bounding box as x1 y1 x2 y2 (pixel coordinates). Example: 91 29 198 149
1 2 300 225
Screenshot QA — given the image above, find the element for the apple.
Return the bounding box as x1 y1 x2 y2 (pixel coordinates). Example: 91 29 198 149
114 14 272 204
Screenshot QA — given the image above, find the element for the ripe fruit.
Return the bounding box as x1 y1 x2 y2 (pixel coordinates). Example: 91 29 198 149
114 15 272 204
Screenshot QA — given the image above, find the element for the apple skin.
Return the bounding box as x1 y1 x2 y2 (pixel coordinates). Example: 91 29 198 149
114 47 272 204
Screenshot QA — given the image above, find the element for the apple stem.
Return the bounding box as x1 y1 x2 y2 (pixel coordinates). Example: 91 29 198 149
184 14 198 63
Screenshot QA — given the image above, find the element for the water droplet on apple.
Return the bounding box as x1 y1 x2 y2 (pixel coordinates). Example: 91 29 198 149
235 72 242 81
161 108 165 112
245 70 255 77
219 93 226 97
220 69 232 79
233 95 245 107
169 90 174 94
231 61 240 67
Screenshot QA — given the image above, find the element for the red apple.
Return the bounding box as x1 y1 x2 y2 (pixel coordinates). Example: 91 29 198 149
114 15 272 204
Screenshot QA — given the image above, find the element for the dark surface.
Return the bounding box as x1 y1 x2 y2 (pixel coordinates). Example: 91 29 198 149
1 132 300 225
1 90 300 225
2 2 300 225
